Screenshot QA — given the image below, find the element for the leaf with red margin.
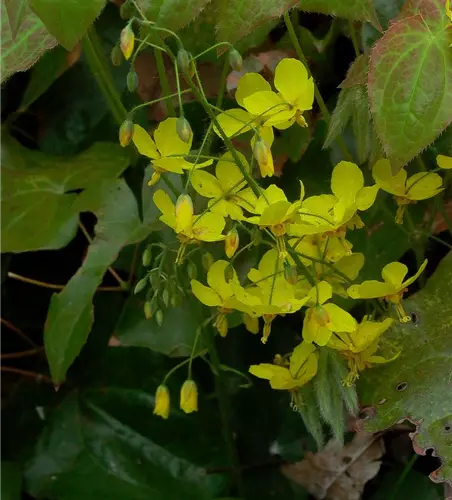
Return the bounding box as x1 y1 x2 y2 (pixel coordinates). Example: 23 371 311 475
359 252 452 484
368 8 452 173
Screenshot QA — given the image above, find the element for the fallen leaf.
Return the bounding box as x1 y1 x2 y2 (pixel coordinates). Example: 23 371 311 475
281 432 384 500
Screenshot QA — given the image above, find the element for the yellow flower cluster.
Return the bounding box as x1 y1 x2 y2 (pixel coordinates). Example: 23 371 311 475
122 57 451 415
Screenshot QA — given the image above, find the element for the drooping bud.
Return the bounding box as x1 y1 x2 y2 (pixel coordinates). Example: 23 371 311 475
120 24 135 60
111 44 123 66
153 384 170 419
155 309 164 326
133 277 148 295
225 228 239 258
202 252 214 271
187 261 197 280
162 287 170 307
119 118 134 147
127 70 139 92
175 194 193 233
180 379 198 413
284 264 298 285
176 116 192 144
177 49 191 74
149 271 160 290
144 300 153 319
243 313 259 334
142 248 152 267
253 138 274 177
228 48 243 72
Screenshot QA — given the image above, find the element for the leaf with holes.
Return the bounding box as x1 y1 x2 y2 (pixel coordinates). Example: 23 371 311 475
359 252 452 483
1 0 57 82
29 0 105 50
368 2 452 173
298 0 381 30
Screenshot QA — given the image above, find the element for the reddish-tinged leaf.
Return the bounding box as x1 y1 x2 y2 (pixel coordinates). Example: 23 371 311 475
340 54 368 89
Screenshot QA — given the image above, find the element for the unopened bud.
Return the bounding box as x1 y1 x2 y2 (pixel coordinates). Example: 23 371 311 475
187 261 197 280
162 287 170 307
153 384 170 419
111 44 123 66
127 70 139 92
120 24 135 60
144 301 153 319
155 309 164 326
119 118 134 147
149 271 160 290
176 116 192 144
228 48 243 72
202 252 214 271
134 277 148 295
253 138 274 177
180 379 198 413
177 49 191 74
225 228 239 258
175 194 193 233
284 265 298 285
142 248 152 267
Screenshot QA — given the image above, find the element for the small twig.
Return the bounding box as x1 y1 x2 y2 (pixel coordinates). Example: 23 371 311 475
1 366 52 384
128 243 140 284
1 318 37 348
1 346 45 360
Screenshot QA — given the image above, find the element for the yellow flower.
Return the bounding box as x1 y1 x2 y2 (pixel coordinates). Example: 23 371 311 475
243 313 259 334
133 118 212 185
372 159 443 223
153 189 225 263
225 228 239 258
324 253 365 297
154 384 170 419
302 281 357 345
190 152 257 220
191 260 251 336
290 161 379 238
437 154 452 169
253 137 274 177
243 58 314 129
180 380 198 413
249 341 318 390
348 259 427 322
247 183 305 258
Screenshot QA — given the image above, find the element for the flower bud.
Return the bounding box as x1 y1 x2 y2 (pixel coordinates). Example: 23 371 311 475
149 271 160 290
120 0 134 19
253 138 274 177
215 314 228 337
187 261 197 280
153 384 170 419
243 313 259 334
155 309 164 326
119 118 134 147
175 194 193 233
162 287 170 307
202 252 214 271
144 300 153 319
134 277 147 295
284 265 298 285
180 379 198 413
228 48 243 72
225 228 239 258
120 24 135 60
176 116 192 144
177 49 191 74
110 44 123 66
127 70 139 92
142 248 152 267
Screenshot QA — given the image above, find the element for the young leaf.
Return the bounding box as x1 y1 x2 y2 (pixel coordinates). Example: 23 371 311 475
360 252 452 483
352 86 371 164
368 6 452 172
324 87 354 149
4 0 28 39
340 54 368 89
298 0 381 31
29 0 105 50
296 383 325 449
1 1 57 82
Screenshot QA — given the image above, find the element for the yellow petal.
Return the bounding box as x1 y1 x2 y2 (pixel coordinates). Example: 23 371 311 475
243 91 291 124
251 126 275 153
249 363 289 381
193 212 226 241
216 152 247 192
347 280 395 299
274 58 314 110
331 161 364 199
191 170 223 198
356 185 379 211
401 258 428 288
307 281 332 305
153 189 176 228
153 157 189 174
437 154 452 169
207 260 234 299
175 194 193 233
352 317 394 351
289 341 316 378
215 108 254 138
334 253 365 280
235 72 271 107
382 261 408 288
191 279 222 306
133 124 160 159
255 185 287 214
372 159 407 196
259 201 291 226
405 172 443 201
324 303 357 332
154 117 191 157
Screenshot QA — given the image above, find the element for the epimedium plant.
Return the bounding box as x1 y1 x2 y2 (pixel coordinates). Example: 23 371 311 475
1 0 452 497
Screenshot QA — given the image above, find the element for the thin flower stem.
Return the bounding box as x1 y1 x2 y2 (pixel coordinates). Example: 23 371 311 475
162 349 208 384
193 42 232 61
428 234 452 250
286 239 316 287
283 11 353 162
404 208 424 271
130 89 192 114
155 48 176 116
1 366 52 384
1 318 37 348
1 347 44 360
162 175 180 197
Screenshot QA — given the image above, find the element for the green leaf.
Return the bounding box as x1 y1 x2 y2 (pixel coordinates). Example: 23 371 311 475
340 54 368 89
368 4 452 172
4 0 28 39
25 349 228 500
216 0 299 46
44 172 160 385
0 0 57 82
351 86 371 165
19 45 72 111
324 87 354 149
1 462 22 500
1 135 130 253
298 0 381 30
29 0 105 50
360 252 452 483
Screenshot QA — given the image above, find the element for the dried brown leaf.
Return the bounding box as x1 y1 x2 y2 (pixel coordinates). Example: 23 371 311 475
281 432 384 500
